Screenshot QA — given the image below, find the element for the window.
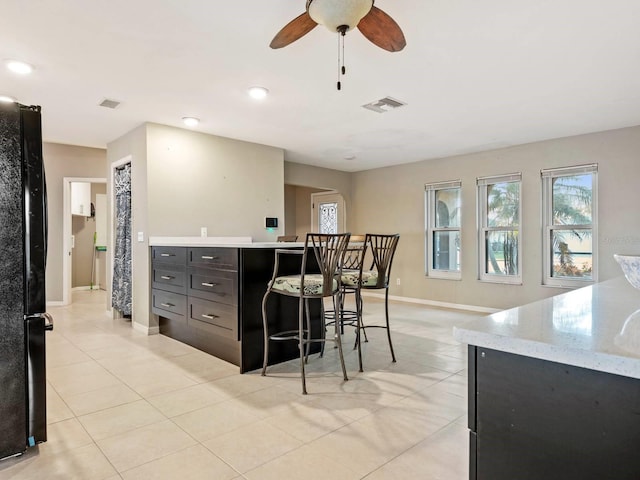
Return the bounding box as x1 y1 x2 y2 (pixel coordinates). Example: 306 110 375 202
425 180 461 279
477 173 522 284
319 202 338 233
311 192 346 234
542 164 597 287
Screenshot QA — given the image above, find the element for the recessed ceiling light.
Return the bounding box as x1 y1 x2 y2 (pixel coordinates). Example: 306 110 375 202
248 86 269 100
182 117 199 127
0 95 16 103
344 155 357 160
6 60 33 75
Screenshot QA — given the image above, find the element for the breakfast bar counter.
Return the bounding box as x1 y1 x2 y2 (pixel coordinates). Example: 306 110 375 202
453 277 640 480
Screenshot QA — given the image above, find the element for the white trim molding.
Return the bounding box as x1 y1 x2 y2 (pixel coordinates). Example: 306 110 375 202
132 321 160 335
361 291 500 314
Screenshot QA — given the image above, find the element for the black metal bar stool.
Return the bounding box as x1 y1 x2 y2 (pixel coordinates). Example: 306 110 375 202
342 233 400 371
261 232 351 394
323 236 368 359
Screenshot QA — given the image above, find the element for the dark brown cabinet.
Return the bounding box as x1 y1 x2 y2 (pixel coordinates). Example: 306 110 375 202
467 346 640 480
151 247 187 323
150 245 321 372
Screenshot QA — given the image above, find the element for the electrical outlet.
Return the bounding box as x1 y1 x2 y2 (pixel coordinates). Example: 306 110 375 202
396 278 401 286
200 227 208 237
137 231 144 242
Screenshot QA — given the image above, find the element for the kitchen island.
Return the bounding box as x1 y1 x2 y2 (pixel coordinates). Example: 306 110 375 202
149 237 321 373
453 277 640 480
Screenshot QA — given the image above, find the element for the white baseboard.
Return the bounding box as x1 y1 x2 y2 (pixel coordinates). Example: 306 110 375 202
360 292 500 314
132 322 160 335
46 301 65 307
72 285 104 291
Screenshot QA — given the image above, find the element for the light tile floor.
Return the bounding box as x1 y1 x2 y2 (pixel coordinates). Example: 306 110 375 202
0 290 482 480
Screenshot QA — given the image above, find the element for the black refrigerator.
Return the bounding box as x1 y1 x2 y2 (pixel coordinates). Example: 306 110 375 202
0 102 52 460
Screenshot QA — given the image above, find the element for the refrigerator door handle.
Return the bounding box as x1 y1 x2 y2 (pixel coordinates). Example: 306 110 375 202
43 312 53 331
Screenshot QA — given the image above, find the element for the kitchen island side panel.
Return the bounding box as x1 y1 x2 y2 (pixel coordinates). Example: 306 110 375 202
472 347 640 480
239 248 321 373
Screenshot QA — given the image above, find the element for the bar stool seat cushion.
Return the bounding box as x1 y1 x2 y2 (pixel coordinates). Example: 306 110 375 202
272 274 337 295
340 269 381 287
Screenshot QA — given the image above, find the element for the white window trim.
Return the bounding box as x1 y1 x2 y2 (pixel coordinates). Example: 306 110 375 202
541 164 598 288
477 173 523 285
425 180 462 280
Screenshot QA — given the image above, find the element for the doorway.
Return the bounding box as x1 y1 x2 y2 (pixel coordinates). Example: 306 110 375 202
311 191 346 233
62 177 107 305
111 161 132 317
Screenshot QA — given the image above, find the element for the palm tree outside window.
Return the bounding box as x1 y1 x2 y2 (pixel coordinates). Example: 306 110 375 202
425 180 461 279
477 173 522 284
542 164 598 287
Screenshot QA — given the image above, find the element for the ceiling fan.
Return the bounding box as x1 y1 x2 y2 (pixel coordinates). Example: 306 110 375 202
270 0 406 52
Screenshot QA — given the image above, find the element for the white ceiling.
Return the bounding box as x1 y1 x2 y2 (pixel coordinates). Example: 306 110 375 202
2 0 640 172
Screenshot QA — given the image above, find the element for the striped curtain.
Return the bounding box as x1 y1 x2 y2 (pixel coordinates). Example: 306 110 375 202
111 163 132 315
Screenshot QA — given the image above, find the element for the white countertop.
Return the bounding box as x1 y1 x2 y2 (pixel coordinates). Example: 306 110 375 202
453 276 640 379
149 236 305 248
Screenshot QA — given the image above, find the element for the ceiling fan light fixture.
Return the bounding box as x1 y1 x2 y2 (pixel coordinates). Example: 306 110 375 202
248 86 269 100
308 0 373 32
182 117 200 128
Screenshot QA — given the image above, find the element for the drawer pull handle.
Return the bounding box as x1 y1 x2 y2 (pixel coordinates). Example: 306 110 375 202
201 282 218 287
160 275 174 280
201 313 219 320
160 253 175 257
201 255 218 260
160 302 174 308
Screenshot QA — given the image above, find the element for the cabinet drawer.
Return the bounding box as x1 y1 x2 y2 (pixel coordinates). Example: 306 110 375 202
152 246 187 265
152 266 187 294
189 247 237 270
152 289 187 323
188 297 237 340
188 268 237 305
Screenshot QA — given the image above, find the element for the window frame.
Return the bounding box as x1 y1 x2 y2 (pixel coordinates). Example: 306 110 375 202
424 180 462 280
541 164 598 288
477 173 523 285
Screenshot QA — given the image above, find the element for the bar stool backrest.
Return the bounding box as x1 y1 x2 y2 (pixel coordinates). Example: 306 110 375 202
277 235 298 242
302 233 351 297
362 233 400 289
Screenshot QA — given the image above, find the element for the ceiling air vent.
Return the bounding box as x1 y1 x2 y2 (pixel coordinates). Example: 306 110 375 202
362 96 406 113
99 98 120 109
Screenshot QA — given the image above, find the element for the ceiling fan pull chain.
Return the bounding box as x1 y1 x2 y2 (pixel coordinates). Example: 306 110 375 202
337 32 342 90
337 28 347 91
342 30 346 76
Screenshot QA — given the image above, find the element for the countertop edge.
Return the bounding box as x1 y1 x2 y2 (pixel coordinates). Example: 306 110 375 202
453 321 640 380
149 236 305 248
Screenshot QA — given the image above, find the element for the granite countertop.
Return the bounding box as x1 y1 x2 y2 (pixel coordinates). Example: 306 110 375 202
453 276 640 379
149 236 305 248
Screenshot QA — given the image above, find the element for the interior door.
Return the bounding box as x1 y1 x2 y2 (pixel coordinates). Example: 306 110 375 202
311 192 346 233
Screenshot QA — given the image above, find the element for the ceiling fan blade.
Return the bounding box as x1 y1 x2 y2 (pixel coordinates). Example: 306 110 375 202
357 6 406 52
270 12 318 49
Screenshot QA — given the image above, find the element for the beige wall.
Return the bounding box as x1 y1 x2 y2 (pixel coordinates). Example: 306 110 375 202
294 186 325 238
106 124 148 327
146 124 284 240
351 125 640 310
285 162 351 205
284 162 353 233
284 184 297 236
107 123 285 332
43 143 107 302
